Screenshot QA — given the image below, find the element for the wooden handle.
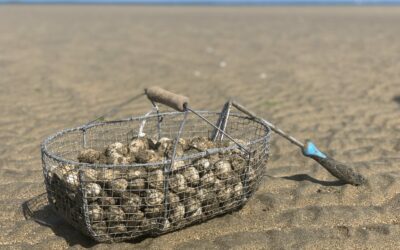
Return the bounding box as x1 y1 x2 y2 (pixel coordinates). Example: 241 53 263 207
145 86 189 112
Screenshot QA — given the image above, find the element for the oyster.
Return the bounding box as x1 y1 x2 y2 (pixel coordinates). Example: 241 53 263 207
129 137 149 154
169 174 187 193
121 194 141 213
88 203 104 221
214 160 232 180
106 206 125 222
182 167 200 186
144 189 164 206
77 149 102 164
147 169 164 189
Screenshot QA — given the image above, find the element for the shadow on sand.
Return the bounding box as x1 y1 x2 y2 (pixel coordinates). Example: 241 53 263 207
282 174 346 186
393 95 400 106
22 193 98 248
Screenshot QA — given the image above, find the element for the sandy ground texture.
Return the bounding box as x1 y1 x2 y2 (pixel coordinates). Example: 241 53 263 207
1 5 400 249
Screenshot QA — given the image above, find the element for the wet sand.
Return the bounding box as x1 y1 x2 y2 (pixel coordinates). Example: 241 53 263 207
0 5 400 249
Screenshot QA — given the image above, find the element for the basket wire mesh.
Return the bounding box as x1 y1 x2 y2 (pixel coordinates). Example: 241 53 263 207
41 109 271 242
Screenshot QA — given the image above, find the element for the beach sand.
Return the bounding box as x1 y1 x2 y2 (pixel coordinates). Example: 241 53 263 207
0 5 399 249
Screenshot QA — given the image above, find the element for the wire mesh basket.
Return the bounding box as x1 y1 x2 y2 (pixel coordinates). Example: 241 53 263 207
41 91 271 243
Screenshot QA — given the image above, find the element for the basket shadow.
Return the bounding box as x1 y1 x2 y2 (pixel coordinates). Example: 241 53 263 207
22 193 97 248
282 174 346 186
393 95 400 106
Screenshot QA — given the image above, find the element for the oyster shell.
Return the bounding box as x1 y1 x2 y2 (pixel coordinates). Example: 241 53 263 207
214 160 232 180
106 206 125 222
182 167 200 186
129 137 149 154
121 194 141 213
77 149 102 164
144 189 164 206
147 169 164 189
88 203 103 221
169 174 187 193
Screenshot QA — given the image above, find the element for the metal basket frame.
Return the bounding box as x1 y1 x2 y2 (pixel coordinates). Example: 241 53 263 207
41 107 271 242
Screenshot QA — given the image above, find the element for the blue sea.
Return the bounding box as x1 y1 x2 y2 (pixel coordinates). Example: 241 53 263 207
1 0 400 4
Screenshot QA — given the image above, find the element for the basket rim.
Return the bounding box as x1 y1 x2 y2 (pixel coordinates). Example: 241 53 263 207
41 110 271 169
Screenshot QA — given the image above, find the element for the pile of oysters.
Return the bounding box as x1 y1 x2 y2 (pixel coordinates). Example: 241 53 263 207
48 136 260 238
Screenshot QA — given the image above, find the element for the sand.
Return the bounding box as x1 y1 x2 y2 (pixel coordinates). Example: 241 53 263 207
0 5 400 249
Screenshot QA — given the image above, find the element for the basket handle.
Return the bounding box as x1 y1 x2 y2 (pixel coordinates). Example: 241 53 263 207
145 86 189 112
